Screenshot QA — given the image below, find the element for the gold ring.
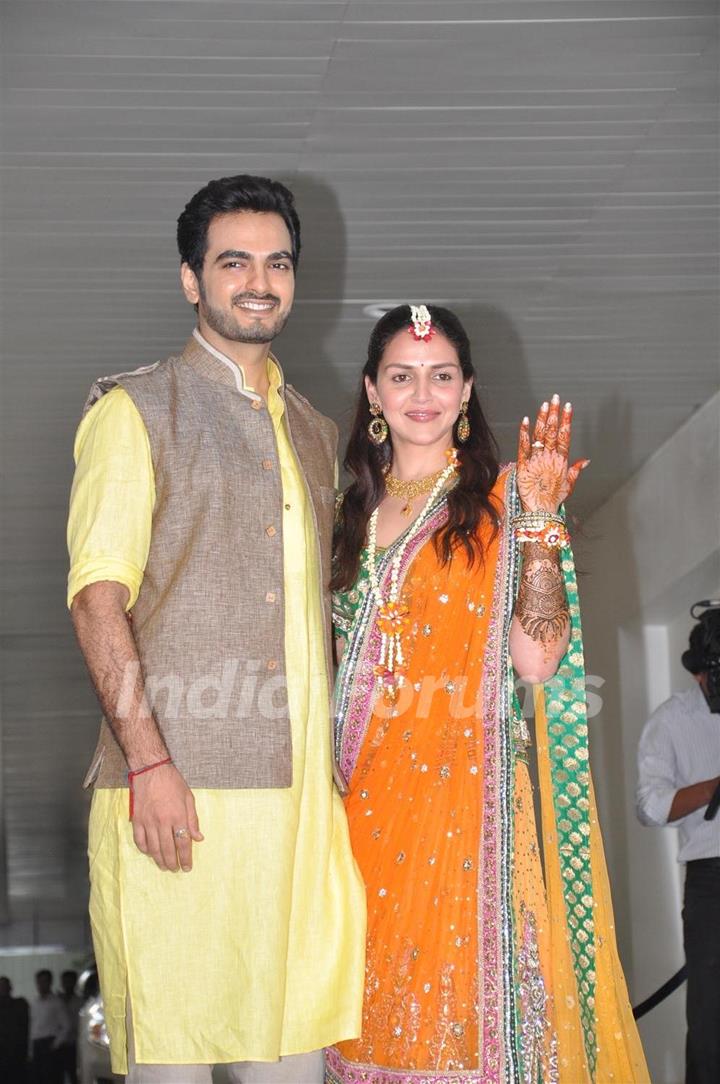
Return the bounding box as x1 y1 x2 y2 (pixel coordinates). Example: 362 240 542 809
173 827 189 839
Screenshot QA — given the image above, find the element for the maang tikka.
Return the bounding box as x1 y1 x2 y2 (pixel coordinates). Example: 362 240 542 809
408 304 433 342
368 402 389 445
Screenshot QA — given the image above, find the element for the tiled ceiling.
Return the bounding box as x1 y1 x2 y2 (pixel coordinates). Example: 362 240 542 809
0 0 718 925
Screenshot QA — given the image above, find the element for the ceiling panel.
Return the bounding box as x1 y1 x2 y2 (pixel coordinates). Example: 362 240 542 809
0 0 718 928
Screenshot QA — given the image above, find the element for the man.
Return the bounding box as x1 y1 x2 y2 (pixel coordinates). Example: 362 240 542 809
636 606 720 1084
0 976 29 1084
30 970 64 1084
68 175 365 1083
56 970 81 1084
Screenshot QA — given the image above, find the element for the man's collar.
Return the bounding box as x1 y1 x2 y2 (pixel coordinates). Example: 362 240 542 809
182 328 285 399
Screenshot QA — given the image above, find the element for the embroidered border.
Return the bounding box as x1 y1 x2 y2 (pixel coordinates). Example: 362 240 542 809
326 1046 495 1084
477 467 522 1082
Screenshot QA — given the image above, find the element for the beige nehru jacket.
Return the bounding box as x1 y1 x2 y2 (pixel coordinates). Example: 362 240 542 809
81 334 340 790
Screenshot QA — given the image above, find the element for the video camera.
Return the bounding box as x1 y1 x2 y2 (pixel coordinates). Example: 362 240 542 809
682 599 720 714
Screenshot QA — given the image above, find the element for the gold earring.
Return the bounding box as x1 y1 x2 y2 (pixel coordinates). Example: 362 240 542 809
457 401 470 444
368 402 389 445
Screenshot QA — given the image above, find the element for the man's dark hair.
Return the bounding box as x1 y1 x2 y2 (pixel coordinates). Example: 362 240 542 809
683 609 720 674
35 969 52 983
176 174 301 277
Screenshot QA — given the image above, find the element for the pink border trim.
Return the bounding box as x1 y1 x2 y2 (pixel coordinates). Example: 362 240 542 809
477 469 513 1082
325 1047 489 1084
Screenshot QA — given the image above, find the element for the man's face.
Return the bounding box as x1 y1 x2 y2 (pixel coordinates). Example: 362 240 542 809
181 211 295 346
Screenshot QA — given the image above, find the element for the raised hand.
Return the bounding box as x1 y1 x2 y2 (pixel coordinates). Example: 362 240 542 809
516 394 590 513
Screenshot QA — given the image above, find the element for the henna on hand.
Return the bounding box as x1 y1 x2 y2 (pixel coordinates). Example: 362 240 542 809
514 542 569 645
516 451 567 510
516 397 589 513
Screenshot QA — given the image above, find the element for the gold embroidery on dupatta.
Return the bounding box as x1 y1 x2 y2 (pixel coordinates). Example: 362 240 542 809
517 906 558 1083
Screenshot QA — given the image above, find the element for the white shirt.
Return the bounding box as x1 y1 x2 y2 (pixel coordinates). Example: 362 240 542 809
29 994 65 1043
636 683 720 862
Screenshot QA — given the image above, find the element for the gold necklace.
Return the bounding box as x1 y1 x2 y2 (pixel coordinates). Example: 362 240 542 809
384 463 450 517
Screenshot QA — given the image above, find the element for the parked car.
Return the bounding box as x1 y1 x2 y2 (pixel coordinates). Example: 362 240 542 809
76 962 121 1084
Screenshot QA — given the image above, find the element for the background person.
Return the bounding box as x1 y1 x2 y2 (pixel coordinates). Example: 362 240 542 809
56 971 81 1084
637 604 720 1084
0 976 29 1084
29 970 63 1084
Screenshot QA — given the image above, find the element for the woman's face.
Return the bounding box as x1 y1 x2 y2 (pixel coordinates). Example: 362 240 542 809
366 328 472 453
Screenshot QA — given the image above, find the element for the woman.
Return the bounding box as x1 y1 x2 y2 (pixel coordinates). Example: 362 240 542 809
327 305 648 1084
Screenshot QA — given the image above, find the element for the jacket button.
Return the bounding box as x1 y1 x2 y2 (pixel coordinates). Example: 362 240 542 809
267 659 278 671
265 591 277 603
265 525 276 537
251 399 262 411
262 459 273 470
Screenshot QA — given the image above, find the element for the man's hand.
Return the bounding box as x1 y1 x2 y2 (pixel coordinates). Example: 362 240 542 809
131 761 203 871
71 581 204 871
669 775 720 822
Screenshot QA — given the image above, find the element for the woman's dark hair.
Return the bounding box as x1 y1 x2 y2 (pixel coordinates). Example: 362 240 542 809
176 174 301 276
332 304 500 592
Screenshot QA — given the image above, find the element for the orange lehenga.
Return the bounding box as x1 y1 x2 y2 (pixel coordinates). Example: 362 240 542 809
327 467 649 1084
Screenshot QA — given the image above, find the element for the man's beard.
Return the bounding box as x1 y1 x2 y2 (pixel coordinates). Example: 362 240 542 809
199 291 291 344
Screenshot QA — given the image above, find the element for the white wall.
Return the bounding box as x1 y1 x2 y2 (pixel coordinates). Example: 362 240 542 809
578 392 719 1084
0 948 88 1003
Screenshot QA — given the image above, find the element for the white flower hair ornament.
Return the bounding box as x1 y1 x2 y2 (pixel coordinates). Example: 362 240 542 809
408 304 434 342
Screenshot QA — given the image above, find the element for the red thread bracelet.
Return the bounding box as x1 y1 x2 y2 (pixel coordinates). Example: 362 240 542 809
128 756 172 820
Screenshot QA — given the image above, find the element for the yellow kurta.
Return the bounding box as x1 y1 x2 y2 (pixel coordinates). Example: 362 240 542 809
68 363 365 1072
